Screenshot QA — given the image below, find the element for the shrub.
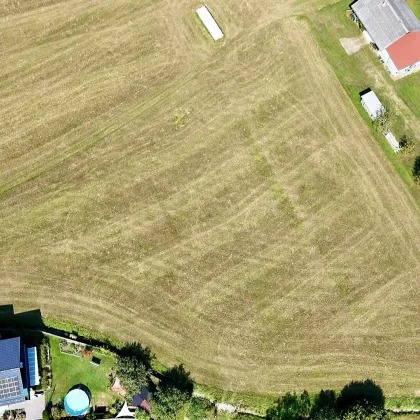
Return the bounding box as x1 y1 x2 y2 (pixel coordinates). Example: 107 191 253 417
85 408 96 420
266 391 311 420
83 349 93 358
134 408 149 420
187 397 215 419
399 135 415 154
152 385 190 420
412 156 420 179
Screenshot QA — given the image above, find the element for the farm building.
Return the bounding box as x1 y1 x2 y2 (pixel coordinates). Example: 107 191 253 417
351 0 420 77
360 90 384 119
196 5 224 41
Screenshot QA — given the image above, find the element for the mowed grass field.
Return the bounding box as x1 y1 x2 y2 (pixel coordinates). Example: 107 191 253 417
2 0 420 397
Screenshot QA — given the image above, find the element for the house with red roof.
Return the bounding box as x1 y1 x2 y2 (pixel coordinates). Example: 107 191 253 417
351 0 420 78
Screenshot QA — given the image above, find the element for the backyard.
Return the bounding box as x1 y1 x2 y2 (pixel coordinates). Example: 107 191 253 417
47 336 118 407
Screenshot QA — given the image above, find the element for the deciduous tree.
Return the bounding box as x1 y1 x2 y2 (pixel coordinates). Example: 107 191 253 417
152 384 189 420
116 355 150 402
310 390 339 420
342 405 388 420
266 391 311 420
336 379 385 416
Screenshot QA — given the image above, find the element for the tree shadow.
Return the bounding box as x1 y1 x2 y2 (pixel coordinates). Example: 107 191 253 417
0 305 46 346
68 384 92 401
162 364 194 397
359 87 372 97
120 342 153 370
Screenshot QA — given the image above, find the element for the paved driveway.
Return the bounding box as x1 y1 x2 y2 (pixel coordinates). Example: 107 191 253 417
0 393 45 420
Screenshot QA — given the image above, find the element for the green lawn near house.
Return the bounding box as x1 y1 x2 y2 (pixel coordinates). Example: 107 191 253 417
396 74 420 119
48 336 118 407
393 0 420 121
407 0 420 21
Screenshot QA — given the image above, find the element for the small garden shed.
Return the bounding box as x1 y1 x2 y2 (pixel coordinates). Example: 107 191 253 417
360 90 384 120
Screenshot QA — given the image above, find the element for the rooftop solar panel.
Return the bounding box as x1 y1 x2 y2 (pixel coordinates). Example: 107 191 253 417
0 370 25 405
0 338 21 371
27 347 40 387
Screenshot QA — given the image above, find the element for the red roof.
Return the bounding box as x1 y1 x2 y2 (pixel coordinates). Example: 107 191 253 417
140 400 151 414
386 32 420 70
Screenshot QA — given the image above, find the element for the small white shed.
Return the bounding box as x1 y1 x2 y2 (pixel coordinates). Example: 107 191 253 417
196 5 224 41
360 90 384 120
384 130 401 153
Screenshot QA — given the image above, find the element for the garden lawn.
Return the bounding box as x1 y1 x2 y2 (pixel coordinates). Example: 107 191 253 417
407 0 420 21
48 336 117 406
396 75 420 119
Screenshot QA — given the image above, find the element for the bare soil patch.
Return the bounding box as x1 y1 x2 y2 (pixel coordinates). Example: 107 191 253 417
340 35 368 55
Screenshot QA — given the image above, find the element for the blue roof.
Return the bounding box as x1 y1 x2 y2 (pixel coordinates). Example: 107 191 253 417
0 337 21 372
27 347 40 387
0 368 25 406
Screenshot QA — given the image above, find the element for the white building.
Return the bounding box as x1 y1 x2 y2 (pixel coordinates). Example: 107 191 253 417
360 90 384 120
196 5 224 41
352 0 420 78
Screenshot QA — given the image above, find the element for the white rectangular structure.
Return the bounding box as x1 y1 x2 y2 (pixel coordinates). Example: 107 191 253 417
384 130 401 153
360 90 384 120
196 6 224 41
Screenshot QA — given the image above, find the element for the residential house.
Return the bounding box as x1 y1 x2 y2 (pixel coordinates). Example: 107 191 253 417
0 337 39 409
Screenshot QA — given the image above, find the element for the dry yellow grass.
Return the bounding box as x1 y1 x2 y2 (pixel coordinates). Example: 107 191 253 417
1 0 420 397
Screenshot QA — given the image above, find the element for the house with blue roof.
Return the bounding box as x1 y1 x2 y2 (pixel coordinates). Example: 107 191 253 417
0 337 39 409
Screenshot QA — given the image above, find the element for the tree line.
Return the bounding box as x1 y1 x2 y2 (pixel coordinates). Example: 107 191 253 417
116 342 392 420
266 379 388 420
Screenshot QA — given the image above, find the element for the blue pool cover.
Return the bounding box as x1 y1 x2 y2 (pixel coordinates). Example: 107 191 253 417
64 389 90 416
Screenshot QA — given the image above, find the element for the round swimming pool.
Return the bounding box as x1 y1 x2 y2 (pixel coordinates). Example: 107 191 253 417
64 388 90 416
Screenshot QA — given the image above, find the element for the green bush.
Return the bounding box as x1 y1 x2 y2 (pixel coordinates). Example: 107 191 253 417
188 396 215 419
135 408 149 419
152 384 190 420
412 156 420 179
266 391 311 420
